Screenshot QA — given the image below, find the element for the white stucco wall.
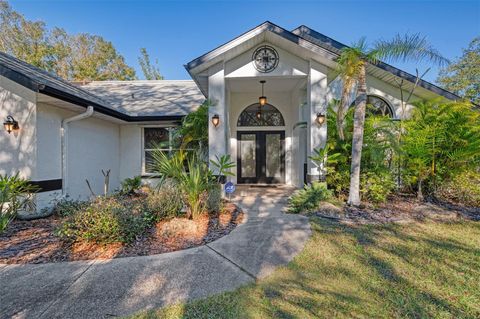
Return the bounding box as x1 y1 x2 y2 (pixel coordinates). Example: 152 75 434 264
35 103 64 209
0 76 37 179
36 103 122 202
66 115 120 200
119 125 142 180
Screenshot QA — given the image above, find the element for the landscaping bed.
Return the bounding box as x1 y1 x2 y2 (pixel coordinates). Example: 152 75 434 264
0 201 243 264
315 195 480 225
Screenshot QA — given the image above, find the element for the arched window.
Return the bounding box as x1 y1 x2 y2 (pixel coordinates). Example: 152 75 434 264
237 103 285 126
350 95 394 117
366 95 394 117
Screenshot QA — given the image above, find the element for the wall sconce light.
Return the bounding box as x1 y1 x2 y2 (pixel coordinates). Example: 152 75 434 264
3 115 19 134
211 114 220 127
316 113 326 125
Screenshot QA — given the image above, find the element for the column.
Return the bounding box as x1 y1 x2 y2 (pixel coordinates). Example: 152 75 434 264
208 63 228 174
306 61 328 183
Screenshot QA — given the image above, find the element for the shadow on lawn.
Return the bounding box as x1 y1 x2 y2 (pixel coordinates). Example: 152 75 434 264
310 217 478 318
124 213 479 319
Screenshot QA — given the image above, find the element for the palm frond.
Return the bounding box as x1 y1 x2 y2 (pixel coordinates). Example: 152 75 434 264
372 33 449 66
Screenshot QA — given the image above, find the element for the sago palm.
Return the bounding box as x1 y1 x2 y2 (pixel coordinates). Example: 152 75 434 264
337 34 449 206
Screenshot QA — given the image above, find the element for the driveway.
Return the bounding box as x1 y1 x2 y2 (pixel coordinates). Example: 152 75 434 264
0 186 311 319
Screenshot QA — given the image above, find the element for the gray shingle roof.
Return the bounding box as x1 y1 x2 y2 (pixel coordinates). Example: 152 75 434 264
0 51 108 107
0 51 205 120
80 80 204 117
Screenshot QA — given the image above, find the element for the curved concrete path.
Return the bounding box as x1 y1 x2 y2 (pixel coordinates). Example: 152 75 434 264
0 187 311 319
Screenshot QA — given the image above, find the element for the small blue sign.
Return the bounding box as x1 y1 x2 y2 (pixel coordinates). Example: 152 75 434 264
224 182 236 194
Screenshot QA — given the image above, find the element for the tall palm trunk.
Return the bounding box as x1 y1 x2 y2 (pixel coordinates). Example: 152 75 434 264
337 77 354 141
347 63 367 206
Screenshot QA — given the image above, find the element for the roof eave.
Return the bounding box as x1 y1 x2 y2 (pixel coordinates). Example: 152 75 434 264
293 25 464 102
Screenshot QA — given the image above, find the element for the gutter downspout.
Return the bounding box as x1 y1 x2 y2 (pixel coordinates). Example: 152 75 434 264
61 106 94 197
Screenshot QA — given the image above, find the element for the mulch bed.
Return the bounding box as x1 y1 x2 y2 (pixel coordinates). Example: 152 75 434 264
0 202 243 264
316 195 480 225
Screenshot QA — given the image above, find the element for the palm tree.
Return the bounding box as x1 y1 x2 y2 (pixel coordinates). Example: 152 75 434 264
336 35 449 206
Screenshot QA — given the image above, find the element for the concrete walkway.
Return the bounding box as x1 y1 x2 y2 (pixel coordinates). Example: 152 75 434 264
0 186 311 319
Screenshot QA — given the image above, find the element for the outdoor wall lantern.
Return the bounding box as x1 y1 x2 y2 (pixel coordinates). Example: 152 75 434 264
316 113 326 125
211 114 220 127
3 115 19 134
258 80 267 106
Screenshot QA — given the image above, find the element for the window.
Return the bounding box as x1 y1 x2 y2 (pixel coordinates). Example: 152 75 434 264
366 95 394 117
237 103 285 127
143 127 177 174
350 95 394 117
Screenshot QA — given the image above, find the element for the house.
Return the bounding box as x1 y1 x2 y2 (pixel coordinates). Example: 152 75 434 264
0 21 461 215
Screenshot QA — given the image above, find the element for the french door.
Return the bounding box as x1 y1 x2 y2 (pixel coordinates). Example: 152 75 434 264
237 131 285 184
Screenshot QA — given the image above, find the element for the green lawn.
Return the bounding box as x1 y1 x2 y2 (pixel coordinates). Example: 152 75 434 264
131 218 480 319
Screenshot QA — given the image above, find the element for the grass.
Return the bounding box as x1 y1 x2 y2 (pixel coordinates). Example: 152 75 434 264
130 218 480 319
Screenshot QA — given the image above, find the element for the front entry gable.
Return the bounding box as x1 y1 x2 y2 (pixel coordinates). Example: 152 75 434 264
224 43 308 79
185 21 337 97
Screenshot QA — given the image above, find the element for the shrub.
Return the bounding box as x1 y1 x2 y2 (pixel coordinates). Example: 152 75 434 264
120 176 142 195
207 183 223 213
0 173 39 234
146 181 184 219
402 100 480 198
179 158 209 218
361 171 396 203
54 198 88 217
436 171 480 207
56 196 152 244
327 169 351 199
288 182 332 214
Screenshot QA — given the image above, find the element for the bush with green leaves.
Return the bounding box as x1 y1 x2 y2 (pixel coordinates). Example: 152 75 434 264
120 176 142 195
179 157 210 218
146 180 184 219
149 147 235 218
436 171 480 207
210 154 235 182
0 173 39 233
56 196 152 244
54 198 88 217
401 100 480 199
288 182 333 214
207 183 223 213
361 171 396 203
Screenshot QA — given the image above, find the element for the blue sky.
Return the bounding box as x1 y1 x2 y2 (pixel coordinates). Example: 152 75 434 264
9 0 480 83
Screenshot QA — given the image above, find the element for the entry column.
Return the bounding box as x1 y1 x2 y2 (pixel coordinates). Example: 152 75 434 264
208 63 228 174
306 61 328 183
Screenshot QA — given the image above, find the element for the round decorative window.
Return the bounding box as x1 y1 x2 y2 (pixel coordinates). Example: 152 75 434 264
252 45 279 73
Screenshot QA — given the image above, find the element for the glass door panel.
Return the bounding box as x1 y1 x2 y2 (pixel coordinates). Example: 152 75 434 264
266 134 282 179
240 134 256 178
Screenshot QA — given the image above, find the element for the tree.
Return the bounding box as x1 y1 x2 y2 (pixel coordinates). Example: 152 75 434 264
68 33 136 81
402 99 480 199
336 34 448 206
437 37 480 105
138 48 164 80
0 0 136 81
0 1 50 69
